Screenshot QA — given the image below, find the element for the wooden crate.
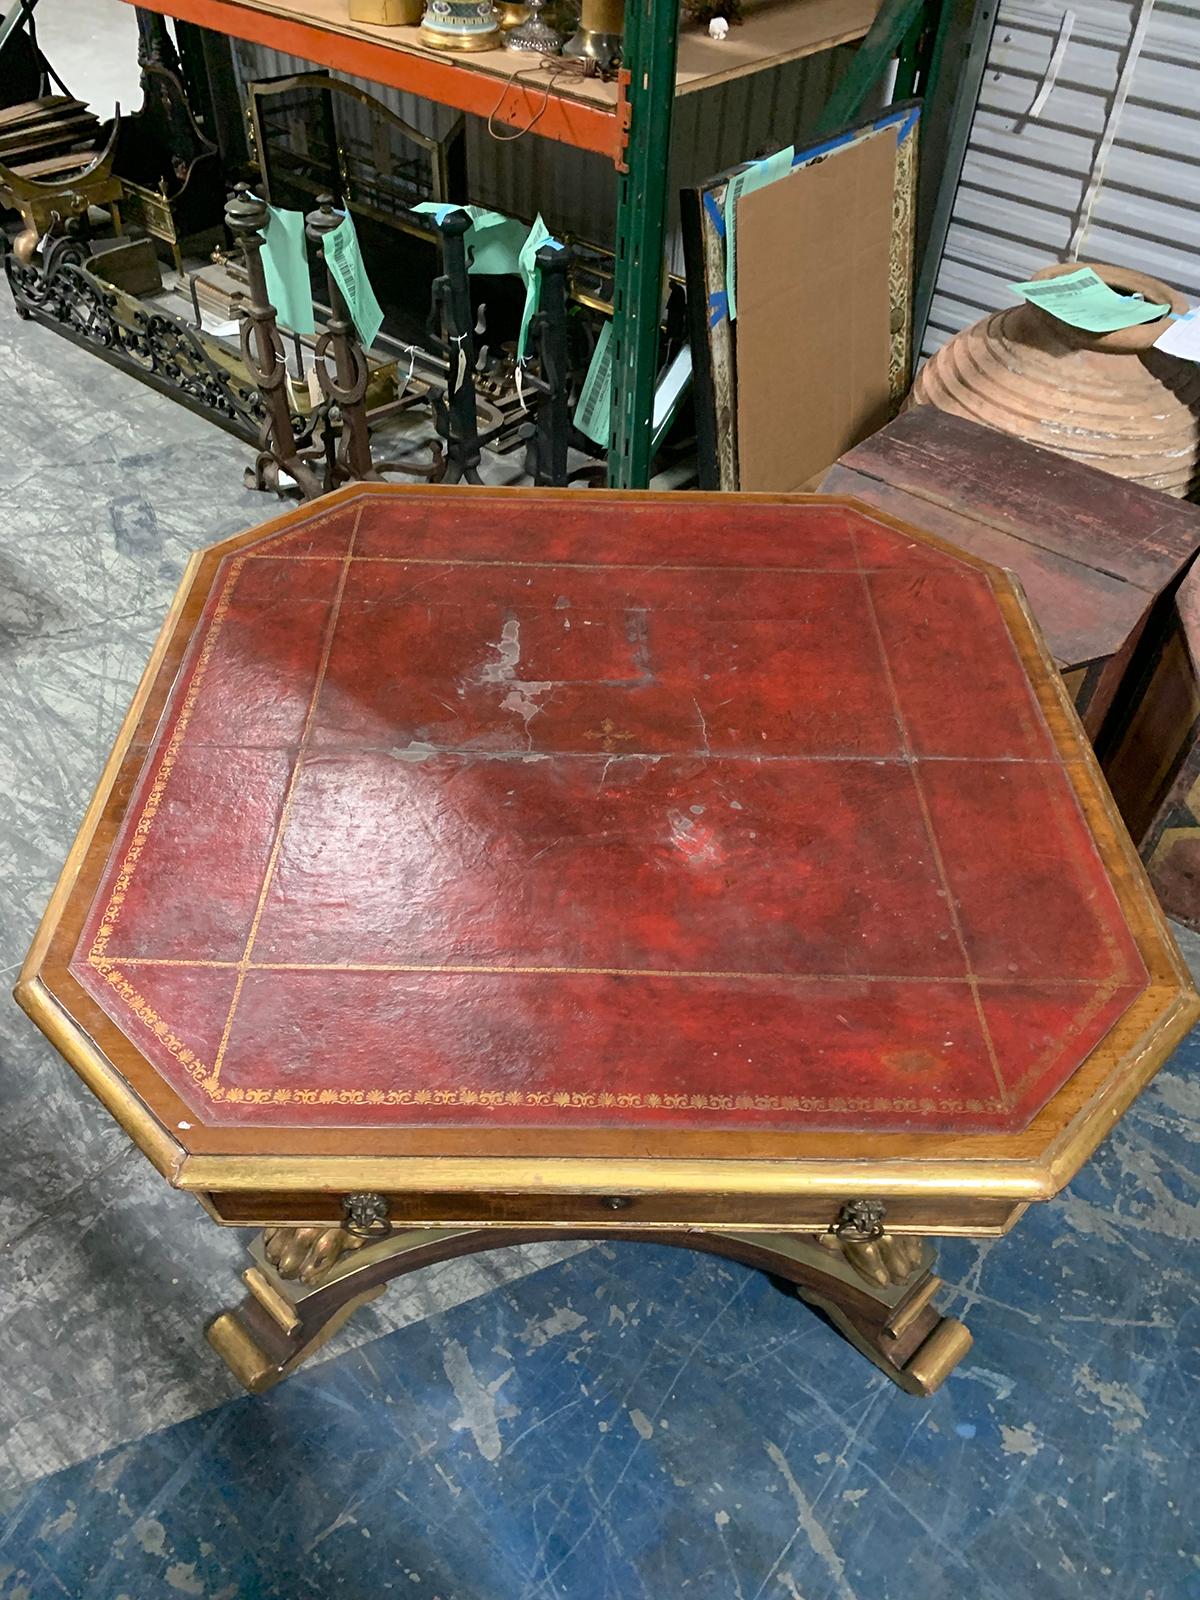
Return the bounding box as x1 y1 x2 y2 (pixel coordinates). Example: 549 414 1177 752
819 407 1200 740
1105 565 1200 929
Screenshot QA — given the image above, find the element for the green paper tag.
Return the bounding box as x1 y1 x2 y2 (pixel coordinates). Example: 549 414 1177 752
723 145 794 323
466 216 530 277
262 205 316 336
517 214 561 361
323 211 384 348
1009 266 1170 332
574 319 614 449
573 326 692 457
413 202 529 277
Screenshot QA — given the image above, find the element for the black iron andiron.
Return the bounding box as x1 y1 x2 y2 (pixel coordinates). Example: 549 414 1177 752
429 207 483 486
523 241 573 487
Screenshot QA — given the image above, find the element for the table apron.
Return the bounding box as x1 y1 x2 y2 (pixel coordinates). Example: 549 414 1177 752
197 1187 1030 1236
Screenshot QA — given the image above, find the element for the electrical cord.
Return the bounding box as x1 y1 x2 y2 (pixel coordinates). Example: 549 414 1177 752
486 54 601 141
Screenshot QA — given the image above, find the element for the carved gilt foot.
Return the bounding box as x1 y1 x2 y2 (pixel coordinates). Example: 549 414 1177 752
818 1228 926 1288
262 1225 367 1284
206 1212 972 1398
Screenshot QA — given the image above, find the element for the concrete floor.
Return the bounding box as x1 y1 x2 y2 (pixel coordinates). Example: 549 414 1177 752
1 12 1200 1599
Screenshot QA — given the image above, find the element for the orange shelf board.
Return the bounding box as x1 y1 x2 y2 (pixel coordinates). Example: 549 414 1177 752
125 0 879 161
126 0 622 158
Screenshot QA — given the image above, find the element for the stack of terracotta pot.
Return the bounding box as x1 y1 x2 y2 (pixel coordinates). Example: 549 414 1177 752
910 262 1200 499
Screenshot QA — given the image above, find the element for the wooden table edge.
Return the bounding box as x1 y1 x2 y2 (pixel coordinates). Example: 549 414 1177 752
15 487 1199 1214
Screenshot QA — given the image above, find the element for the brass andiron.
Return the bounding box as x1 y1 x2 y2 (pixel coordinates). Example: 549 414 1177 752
224 185 324 498
0 117 122 267
305 196 378 486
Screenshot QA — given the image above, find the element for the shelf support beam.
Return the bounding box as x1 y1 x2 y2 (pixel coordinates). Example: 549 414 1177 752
124 0 620 158
607 0 679 490
814 0 926 131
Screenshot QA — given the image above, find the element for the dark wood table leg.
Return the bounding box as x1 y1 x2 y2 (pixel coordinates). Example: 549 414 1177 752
207 1225 971 1397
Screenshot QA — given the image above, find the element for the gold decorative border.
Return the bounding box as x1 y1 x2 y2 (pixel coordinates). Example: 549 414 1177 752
207 1084 1000 1116
83 555 247 1093
888 113 918 404
70 528 1143 1127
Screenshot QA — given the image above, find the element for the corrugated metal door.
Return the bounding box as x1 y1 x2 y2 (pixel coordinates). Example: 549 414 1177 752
924 0 1200 354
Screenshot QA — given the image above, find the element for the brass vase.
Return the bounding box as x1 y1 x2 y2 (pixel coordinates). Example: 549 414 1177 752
563 0 622 65
349 0 424 20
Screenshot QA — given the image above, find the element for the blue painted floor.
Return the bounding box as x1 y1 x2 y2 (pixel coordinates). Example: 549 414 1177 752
3 1021 1199 1598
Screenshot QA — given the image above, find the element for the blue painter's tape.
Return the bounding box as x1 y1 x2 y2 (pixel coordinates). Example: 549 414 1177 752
788 104 918 171
708 290 729 327
894 106 920 144
703 192 725 236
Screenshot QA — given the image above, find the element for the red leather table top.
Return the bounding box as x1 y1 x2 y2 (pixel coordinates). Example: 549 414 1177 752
70 491 1148 1138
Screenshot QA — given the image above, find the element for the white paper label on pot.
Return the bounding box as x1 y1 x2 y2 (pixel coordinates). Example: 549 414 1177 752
1154 309 1200 361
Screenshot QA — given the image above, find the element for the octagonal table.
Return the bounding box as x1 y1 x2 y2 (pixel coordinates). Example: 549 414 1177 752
17 486 1197 1395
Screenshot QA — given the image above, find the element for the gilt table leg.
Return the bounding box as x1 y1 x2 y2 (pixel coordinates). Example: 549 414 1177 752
207 1222 971 1398
207 1225 518 1394
711 1230 973 1397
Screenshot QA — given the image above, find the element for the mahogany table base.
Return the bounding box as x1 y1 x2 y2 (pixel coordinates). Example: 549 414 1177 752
207 1226 973 1398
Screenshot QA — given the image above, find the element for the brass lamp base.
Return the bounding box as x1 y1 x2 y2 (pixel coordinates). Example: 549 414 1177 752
562 24 621 65
419 0 502 49
420 24 501 46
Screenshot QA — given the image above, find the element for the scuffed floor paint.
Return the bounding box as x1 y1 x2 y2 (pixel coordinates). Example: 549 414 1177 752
2 1152 1199 1600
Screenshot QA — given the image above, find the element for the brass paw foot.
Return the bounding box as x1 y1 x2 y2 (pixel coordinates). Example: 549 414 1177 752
262 1225 367 1284
818 1228 926 1287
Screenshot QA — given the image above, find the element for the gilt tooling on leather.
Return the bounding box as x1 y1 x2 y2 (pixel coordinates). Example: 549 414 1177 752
72 493 1147 1131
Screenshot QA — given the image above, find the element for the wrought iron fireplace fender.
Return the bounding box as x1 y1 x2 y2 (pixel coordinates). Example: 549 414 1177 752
5 237 271 446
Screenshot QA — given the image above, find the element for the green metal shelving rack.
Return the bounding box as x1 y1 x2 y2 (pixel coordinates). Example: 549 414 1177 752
606 0 959 488
138 0 963 490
